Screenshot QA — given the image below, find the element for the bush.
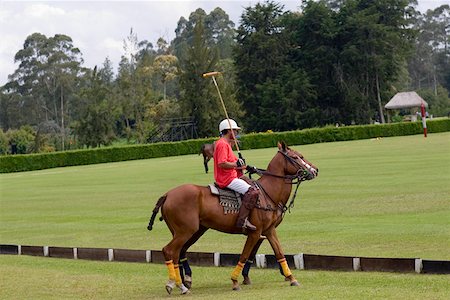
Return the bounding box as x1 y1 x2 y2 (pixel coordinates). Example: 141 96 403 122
0 129 8 155
5 126 36 154
1 119 449 173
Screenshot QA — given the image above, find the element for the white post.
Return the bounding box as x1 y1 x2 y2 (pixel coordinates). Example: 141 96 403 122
43 246 49 257
214 252 220 267
415 259 423 274
73 248 78 259
353 257 361 271
108 249 114 262
294 254 305 270
145 250 151 263
255 254 266 268
18 245 22 255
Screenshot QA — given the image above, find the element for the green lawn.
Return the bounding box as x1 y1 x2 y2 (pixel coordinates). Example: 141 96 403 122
1 255 449 300
1 132 449 261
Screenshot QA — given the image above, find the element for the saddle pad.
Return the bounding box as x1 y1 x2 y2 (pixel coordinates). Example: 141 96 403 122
208 184 241 214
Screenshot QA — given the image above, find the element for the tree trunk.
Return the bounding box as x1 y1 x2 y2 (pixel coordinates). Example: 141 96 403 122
61 85 65 151
376 72 386 124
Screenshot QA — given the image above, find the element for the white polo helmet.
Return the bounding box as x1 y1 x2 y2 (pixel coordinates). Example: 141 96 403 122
219 119 241 132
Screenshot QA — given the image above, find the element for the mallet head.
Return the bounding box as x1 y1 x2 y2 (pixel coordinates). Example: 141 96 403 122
202 71 221 78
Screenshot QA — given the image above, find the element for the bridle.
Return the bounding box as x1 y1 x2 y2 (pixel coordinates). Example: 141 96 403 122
248 150 317 215
248 150 316 183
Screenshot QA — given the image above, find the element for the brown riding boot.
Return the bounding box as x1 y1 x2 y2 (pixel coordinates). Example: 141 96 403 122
236 187 259 232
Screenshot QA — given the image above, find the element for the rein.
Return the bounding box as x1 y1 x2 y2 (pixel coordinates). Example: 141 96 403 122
248 150 309 215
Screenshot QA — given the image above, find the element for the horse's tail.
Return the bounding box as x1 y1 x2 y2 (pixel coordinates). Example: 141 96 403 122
147 195 166 231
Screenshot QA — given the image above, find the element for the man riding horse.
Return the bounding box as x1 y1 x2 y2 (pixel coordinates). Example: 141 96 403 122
213 119 258 232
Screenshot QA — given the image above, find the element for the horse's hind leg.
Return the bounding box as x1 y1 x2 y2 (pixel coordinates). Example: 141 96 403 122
203 156 209 173
242 237 265 285
163 234 193 295
179 226 208 289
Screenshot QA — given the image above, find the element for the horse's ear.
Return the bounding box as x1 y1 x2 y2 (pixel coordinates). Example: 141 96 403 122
278 141 287 152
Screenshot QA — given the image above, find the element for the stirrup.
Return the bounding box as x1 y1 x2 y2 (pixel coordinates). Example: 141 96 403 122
242 218 256 231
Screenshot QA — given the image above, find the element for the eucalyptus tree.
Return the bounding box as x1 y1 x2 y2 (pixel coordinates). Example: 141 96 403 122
172 7 236 59
336 0 416 124
4 33 84 150
73 66 115 148
153 55 178 100
409 5 450 93
115 28 158 142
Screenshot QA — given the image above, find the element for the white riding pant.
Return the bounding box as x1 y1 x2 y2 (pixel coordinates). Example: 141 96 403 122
226 178 251 194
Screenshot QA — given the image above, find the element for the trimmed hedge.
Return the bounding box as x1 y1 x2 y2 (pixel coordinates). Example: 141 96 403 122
1 119 449 173
240 118 450 149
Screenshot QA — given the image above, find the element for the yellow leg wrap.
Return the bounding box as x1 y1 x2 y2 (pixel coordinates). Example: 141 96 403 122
278 258 292 277
165 260 176 280
231 261 245 281
174 264 182 286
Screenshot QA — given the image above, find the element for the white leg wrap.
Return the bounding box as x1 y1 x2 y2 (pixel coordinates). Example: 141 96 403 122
180 284 189 294
165 279 175 294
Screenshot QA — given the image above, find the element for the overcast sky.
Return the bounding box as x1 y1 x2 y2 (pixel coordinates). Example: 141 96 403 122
1 0 448 86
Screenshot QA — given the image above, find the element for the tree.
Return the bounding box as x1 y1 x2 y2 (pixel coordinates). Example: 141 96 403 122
178 20 221 137
115 28 158 142
289 1 341 126
336 0 416 124
172 7 236 59
153 55 178 100
4 33 84 150
409 5 450 93
235 1 311 131
73 67 115 147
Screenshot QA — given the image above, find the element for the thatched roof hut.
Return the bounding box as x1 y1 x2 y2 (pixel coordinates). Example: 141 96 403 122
385 91 428 122
385 91 428 110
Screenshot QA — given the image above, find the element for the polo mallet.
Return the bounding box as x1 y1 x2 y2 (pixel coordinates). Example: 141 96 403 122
202 71 243 159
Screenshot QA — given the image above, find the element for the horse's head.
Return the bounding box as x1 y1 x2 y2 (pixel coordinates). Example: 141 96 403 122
277 141 318 181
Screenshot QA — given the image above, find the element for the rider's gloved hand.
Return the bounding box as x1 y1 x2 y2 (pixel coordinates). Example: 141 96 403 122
246 165 257 174
236 158 246 168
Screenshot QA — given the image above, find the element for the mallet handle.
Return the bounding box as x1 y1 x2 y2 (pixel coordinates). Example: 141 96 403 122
208 73 241 154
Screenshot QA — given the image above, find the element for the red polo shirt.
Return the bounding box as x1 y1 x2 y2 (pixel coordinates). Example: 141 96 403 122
213 137 241 188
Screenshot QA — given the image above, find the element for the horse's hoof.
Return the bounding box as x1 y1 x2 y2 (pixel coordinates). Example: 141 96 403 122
290 280 300 286
184 281 192 290
242 276 251 285
180 284 190 295
183 275 192 289
165 280 175 294
232 279 240 291
166 285 173 294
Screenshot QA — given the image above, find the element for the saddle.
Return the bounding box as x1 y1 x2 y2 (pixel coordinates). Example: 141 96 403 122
208 176 256 215
208 183 241 214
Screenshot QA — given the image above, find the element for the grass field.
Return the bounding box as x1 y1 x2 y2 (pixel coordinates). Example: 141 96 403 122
1 132 449 259
1 255 450 300
1 132 450 299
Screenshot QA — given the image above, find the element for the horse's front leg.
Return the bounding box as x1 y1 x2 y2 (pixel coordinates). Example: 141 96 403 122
230 232 261 291
265 228 299 286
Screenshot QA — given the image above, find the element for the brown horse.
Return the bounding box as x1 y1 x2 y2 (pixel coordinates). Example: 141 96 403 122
199 143 214 173
148 141 318 294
